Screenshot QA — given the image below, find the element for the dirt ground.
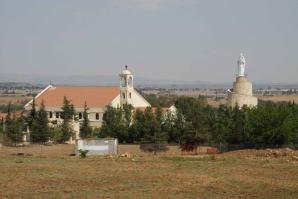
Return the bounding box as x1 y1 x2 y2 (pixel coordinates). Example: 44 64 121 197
0 144 298 199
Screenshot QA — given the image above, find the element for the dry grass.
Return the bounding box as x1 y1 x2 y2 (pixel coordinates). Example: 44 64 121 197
206 95 298 107
258 95 298 104
0 95 31 105
0 144 298 199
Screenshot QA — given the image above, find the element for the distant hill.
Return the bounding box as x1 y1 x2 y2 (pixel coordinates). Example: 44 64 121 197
0 73 297 89
0 73 210 88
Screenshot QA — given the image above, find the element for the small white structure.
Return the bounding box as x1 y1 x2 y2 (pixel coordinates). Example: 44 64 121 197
227 54 258 108
76 138 118 156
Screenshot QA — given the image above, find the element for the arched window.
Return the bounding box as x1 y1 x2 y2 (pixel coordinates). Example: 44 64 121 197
120 77 125 87
129 92 132 99
96 113 100 120
79 112 82 119
122 92 125 99
128 76 133 86
49 111 53 119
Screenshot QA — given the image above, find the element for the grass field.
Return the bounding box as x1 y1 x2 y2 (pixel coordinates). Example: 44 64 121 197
0 144 298 199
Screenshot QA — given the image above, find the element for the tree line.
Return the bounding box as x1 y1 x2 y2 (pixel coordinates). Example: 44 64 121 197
100 96 298 149
1 95 298 150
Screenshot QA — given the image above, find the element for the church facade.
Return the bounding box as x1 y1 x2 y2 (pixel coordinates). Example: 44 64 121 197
24 66 151 141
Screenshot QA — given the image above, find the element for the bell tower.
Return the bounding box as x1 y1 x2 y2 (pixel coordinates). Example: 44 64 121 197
119 65 134 106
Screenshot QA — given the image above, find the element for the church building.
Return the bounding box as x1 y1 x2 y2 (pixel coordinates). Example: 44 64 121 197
24 66 151 141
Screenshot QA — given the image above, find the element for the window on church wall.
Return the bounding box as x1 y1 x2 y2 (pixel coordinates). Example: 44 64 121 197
49 111 53 119
129 92 132 99
96 113 100 120
56 112 59 119
120 77 125 87
78 112 82 120
128 76 133 87
122 92 125 99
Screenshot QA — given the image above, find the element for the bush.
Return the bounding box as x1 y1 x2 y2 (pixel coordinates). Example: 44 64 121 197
50 127 64 143
78 149 89 158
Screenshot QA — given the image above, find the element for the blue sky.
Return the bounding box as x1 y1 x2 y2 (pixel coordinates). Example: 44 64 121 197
0 0 297 83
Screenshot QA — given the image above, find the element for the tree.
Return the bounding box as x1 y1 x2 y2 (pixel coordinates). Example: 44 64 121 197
121 104 134 142
58 96 75 143
4 103 23 146
79 102 92 139
100 106 127 142
172 111 186 144
26 97 37 131
174 96 207 122
246 103 296 148
129 109 145 142
140 107 168 154
228 104 246 144
31 101 50 143
210 105 233 145
0 118 4 134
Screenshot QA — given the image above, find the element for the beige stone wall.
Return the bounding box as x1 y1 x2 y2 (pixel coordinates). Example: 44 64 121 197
228 76 258 108
227 93 258 108
233 77 253 96
45 107 104 128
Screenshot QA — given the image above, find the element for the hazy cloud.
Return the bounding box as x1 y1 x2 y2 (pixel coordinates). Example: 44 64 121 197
112 0 183 12
62 32 81 40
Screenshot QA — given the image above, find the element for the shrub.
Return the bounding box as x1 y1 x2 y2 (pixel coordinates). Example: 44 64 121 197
78 149 89 158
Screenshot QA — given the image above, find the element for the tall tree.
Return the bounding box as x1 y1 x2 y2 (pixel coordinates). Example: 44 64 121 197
59 96 75 143
141 107 168 154
0 118 4 134
122 104 134 142
229 104 246 144
26 97 37 131
79 102 92 139
210 105 233 145
129 109 145 142
31 101 50 143
100 106 127 142
5 103 23 146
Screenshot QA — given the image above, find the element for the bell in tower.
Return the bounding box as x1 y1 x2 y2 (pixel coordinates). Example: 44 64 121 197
119 65 134 106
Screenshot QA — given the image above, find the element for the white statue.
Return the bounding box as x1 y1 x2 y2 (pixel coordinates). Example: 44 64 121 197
237 53 246 77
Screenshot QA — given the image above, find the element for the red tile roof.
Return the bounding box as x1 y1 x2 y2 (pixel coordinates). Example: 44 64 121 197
34 86 120 108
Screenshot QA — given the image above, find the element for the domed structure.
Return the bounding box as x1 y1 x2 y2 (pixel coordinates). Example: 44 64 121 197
227 54 258 108
121 65 132 75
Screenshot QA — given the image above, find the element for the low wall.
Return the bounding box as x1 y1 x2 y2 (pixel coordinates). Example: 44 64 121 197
76 139 118 156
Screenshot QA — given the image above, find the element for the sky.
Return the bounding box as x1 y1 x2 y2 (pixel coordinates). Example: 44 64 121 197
0 0 297 83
